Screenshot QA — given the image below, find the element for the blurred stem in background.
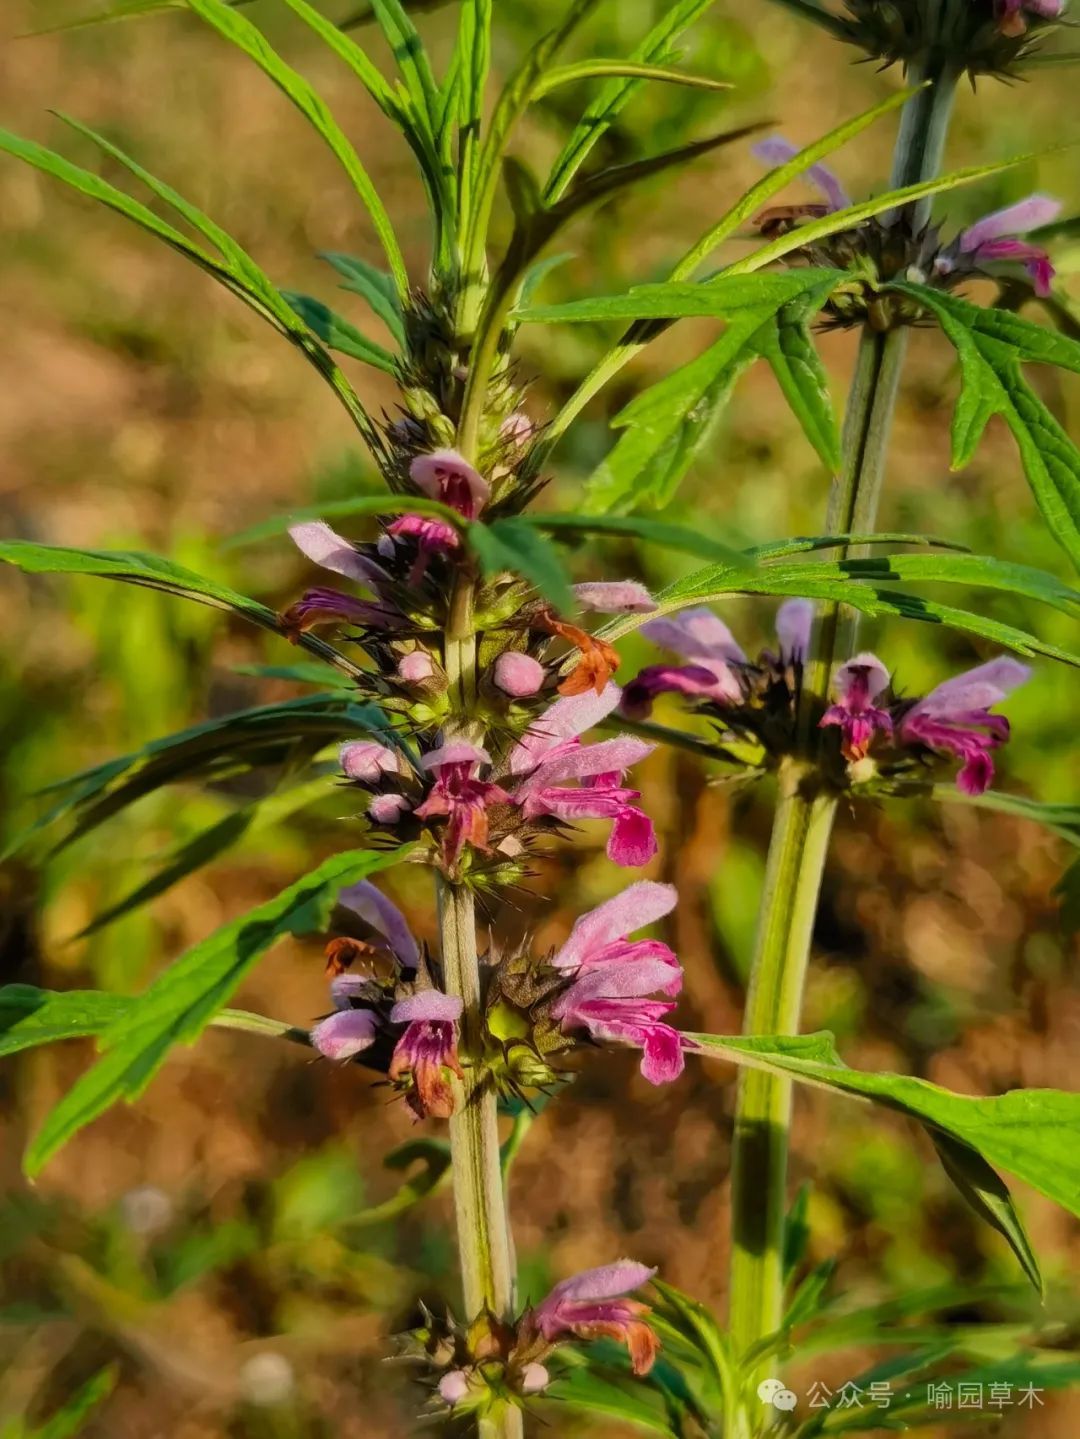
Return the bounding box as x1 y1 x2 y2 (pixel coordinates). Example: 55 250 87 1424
726 58 962 1408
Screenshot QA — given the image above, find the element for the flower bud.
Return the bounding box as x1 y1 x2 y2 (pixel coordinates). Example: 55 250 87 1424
340 741 399 783
493 651 546 697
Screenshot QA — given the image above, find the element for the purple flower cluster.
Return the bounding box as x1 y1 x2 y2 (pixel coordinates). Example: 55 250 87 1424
437 1261 659 1409
753 135 1061 299
823 653 1030 795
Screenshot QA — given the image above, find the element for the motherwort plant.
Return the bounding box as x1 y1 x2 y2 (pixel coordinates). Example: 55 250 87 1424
2 2 1080 1436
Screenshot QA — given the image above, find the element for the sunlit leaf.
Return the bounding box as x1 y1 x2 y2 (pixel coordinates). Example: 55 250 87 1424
282 291 399 372
690 1031 1080 1283
543 0 721 204
185 0 409 294
892 282 1080 572
25 846 413 1174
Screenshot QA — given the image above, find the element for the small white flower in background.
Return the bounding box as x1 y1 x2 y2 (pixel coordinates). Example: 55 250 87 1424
240 1352 296 1407
118 1185 173 1236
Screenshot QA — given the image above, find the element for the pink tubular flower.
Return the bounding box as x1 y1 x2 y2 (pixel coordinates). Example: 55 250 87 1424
956 194 1062 297
753 135 851 212
311 979 380 1060
898 657 1030 795
522 1261 660 1375
410 449 490 520
624 601 811 720
508 687 658 868
389 990 464 1119
573 581 658 615
998 0 1065 35
340 740 400 783
493 651 546 697
280 587 390 636
551 882 687 1084
414 742 513 866
339 879 419 970
288 520 392 588
820 653 894 762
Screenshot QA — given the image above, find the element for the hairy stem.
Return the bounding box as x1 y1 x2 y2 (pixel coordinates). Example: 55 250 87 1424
725 61 960 1415
440 570 521 1438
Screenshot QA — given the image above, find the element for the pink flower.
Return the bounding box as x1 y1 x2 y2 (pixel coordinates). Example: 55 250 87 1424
753 135 851 211
409 449 490 520
340 741 400 783
385 513 461 564
339 878 419 970
573 581 657 615
389 990 464 1119
898 657 1029 795
997 0 1065 35
280 587 392 637
311 980 380 1060
288 520 392 588
283 521 399 634
414 742 513 867
624 601 811 719
521 1261 660 1375
508 687 658 867
551 883 686 1084
820 652 894 761
956 195 1061 297
493 651 546 697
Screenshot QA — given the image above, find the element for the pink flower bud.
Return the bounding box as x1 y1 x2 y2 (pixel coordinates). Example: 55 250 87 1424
493 651 546 697
398 650 435 683
340 741 399 782
368 793 410 824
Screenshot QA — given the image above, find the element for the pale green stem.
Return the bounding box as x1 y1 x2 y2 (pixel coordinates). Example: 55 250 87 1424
440 570 522 1439
726 760 836 1370
725 59 961 1427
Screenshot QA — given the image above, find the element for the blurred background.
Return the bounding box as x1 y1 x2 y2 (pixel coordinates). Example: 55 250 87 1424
1 1 1078 1435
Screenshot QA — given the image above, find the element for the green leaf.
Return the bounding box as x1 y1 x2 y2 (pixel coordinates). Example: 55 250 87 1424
0 986 305 1058
0 539 369 680
506 123 767 294
455 0 492 225
688 1031 1080 1281
33 1367 118 1439
3 695 386 859
0 126 380 449
581 274 840 512
531 513 749 569
467 518 576 613
366 0 441 140
532 59 732 102
543 0 720 203
319 252 406 345
584 309 767 514
517 268 845 324
339 1138 452 1229
185 0 408 295
595 552 1080 669
891 283 1080 572
0 986 132 1058
25 846 412 1174
281 291 398 372
931 1131 1041 1294
544 1366 681 1437
728 149 1042 279
671 85 919 278
76 775 334 937
747 532 970 560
